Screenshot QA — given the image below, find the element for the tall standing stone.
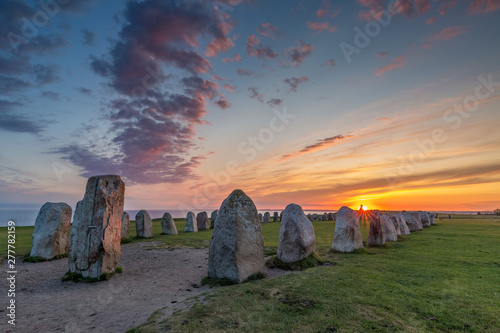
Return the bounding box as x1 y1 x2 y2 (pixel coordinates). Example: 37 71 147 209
68 175 125 278
30 202 72 259
388 214 401 236
367 214 385 246
402 211 423 232
161 212 178 235
380 215 398 242
121 212 130 240
185 212 197 232
429 213 436 225
313 213 318 221
208 189 265 283
278 204 316 263
331 206 363 253
263 212 270 223
419 211 431 227
136 210 153 238
258 213 263 223
197 211 210 230
396 213 411 235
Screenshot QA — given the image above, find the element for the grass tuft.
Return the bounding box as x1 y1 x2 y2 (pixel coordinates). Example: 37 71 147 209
23 252 68 263
61 266 123 283
266 252 324 271
242 272 266 283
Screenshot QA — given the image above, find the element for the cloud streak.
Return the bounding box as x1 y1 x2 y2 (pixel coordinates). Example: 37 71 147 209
281 134 352 160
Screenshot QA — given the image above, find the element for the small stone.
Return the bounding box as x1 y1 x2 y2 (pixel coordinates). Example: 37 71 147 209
277 204 316 263
185 212 198 232
136 210 153 238
161 212 178 235
196 211 210 230
30 202 72 259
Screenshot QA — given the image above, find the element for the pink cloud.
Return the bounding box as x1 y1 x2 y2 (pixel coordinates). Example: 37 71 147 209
284 76 309 92
322 58 336 69
438 0 457 16
223 84 235 92
427 26 467 42
257 23 280 39
376 51 388 57
285 40 314 67
307 21 338 33
467 0 500 15
246 34 278 59
426 17 438 24
375 55 407 76
222 53 242 63
205 37 234 57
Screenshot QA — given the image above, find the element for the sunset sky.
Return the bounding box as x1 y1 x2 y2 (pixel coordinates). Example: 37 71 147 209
1 0 499 212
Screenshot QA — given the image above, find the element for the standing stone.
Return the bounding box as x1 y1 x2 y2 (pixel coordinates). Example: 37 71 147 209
68 175 124 278
211 210 218 228
273 212 279 222
185 212 197 232
388 214 401 236
280 211 283 221
402 211 423 232
263 212 270 223
258 213 263 223
161 212 178 235
323 213 328 221
367 215 385 246
278 204 316 263
208 189 265 283
419 211 431 227
393 214 410 235
380 215 398 242
121 212 130 240
197 211 210 230
429 213 436 225
331 206 363 253
30 202 72 259
313 213 318 221
307 214 313 221
136 210 153 238
327 213 334 221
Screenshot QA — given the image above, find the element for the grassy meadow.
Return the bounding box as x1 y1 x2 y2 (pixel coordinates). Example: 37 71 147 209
1 215 499 332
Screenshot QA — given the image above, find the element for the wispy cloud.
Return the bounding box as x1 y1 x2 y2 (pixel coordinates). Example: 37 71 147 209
427 26 467 42
375 55 407 76
281 134 353 160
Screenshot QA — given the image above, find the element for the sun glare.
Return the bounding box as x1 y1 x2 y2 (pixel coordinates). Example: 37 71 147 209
361 205 368 211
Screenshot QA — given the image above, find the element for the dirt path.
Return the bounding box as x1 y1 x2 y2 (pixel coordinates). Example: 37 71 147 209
1 242 290 333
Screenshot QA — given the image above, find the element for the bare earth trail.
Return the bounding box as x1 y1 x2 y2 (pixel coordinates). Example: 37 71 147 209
1 242 290 333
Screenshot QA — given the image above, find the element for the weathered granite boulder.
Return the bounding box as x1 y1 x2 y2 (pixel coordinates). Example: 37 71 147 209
185 212 197 232
258 213 263 223
331 206 363 253
402 211 423 231
136 210 153 238
273 212 279 222
278 204 316 263
367 215 385 246
380 214 398 242
68 175 125 278
419 211 431 227
211 210 218 228
197 211 210 230
388 214 401 236
263 212 270 223
161 212 178 235
30 202 72 259
429 213 436 225
121 212 130 240
207 189 265 283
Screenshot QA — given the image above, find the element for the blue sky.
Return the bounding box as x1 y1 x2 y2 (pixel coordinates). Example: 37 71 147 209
1 0 499 212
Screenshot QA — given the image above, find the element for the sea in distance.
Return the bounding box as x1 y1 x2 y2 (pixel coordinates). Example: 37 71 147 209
0 209 481 227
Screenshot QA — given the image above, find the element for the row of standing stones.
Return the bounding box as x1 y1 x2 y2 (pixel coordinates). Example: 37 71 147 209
28 174 436 283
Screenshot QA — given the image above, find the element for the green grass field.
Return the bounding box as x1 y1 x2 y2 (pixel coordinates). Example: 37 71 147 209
1 215 499 332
